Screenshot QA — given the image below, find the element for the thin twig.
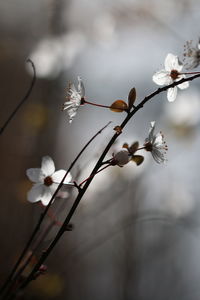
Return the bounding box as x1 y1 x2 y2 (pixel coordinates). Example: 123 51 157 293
84 100 111 109
2 223 54 300
0 59 36 136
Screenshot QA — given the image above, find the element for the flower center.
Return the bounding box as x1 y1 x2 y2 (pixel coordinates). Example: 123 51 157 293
144 142 153 152
170 69 179 80
44 176 53 186
80 97 85 105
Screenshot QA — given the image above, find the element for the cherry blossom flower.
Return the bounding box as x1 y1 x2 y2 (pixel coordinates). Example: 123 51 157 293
153 53 189 102
26 156 73 206
183 39 200 70
62 76 85 123
144 121 168 164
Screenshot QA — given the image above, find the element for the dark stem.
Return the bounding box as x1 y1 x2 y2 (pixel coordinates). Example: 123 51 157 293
6 73 200 298
137 146 146 151
84 100 128 111
0 59 36 136
2 223 54 299
84 100 111 109
0 121 111 297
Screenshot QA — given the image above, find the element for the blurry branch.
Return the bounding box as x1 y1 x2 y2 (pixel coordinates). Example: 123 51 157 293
11 73 200 297
70 213 200 260
69 214 178 259
49 0 66 35
113 3 184 42
0 121 111 298
0 59 36 136
147 13 184 42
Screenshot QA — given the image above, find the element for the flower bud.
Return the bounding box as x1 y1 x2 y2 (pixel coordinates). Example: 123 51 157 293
112 150 131 167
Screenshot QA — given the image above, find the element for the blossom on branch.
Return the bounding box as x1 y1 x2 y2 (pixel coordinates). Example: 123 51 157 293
112 150 131 167
62 76 85 123
26 156 72 206
144 121 168 164
153 53 189 102
183 39 200 70
112 142 144 167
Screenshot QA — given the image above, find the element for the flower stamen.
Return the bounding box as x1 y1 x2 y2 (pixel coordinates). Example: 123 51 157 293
143 141 153 152
44 176 53 186
170 69 180 80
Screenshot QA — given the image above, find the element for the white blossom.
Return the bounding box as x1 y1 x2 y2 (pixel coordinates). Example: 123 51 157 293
26 156 72 206
153 53 189 102
62 76 85 123
144 121 168 164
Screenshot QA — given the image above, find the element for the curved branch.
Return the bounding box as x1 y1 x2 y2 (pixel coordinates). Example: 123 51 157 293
0 59 36 136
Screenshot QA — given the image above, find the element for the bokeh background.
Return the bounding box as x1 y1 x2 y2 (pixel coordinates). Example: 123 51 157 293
1 0 200 299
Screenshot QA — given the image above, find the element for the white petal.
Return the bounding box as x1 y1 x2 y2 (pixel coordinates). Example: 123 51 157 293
27 184 44 203
49 183 58 193
165 53 183 72
167 87 177 102
67 107 79 123
52 170 72 184
152 149 166 164
41 156 55 176
77 76 85 97
62 101 74 110
178 81 189 90
68 83 76 94
154 134 162 145
152 70 171 85
148 121 156 142
26 168 44 183
41 187 54 206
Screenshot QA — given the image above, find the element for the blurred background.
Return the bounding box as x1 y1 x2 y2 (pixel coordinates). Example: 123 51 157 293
1 0 200 299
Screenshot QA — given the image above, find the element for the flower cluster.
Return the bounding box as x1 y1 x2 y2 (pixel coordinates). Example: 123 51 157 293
8 38 200 300
26 47 199 207
3 33 200 300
